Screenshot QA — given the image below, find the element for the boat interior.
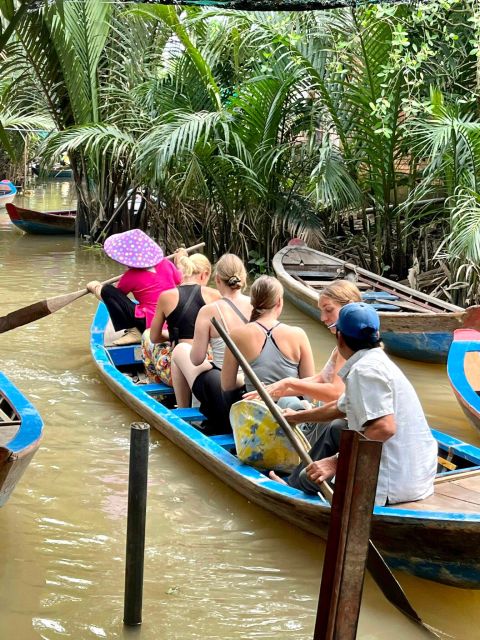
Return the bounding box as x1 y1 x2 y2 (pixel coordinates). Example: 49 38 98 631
103 326 480 516
282 247 445 315
0 393 21 446
464 351 480 395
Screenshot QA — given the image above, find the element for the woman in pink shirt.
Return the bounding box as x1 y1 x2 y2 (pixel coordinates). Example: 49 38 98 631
87 229 183 345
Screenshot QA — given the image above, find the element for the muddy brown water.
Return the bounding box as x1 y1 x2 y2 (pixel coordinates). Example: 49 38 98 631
0 183 479 639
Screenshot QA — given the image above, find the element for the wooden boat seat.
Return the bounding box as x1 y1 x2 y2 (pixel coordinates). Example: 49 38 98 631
172 407 206 421
210 434 236 449
171 407 236 450
396 470 480 513
137 382 174 396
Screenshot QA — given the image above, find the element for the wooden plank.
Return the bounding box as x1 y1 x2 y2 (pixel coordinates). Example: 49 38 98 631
434 467 480 484
455 476 480 492
310 281 370 290
314 431 382 640
398 492 480 514
0 407 15 423
0 420 21 428
0 425 20 446
378 298 435 314
435 482 480 507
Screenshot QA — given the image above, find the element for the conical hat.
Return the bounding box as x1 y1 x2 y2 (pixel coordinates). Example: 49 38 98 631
104 229 163 268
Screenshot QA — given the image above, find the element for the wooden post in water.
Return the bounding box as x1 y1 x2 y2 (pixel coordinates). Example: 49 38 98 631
314 430 382 640
123 422 150 626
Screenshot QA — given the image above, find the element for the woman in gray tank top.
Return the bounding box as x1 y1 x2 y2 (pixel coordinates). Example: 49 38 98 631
221 276 315 408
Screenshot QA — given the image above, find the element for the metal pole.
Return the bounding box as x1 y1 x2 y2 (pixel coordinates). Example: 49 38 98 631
314 430 382 640
123 422 150 626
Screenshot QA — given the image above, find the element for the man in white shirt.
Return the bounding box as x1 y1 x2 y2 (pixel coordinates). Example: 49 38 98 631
279 302 438 506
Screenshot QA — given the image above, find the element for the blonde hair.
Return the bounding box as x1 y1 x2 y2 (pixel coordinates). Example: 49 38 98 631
215 254 247 291
250 275 283 322
319 280 362 306
177 253 212 279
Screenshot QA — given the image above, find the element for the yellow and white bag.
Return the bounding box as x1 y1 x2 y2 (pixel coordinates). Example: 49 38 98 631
229 399 309 473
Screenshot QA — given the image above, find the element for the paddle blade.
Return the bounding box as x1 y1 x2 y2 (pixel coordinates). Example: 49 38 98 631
0 290 87 334
366 543 422 623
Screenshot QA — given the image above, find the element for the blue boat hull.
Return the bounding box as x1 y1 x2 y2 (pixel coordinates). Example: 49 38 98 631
91 303 480 588
0 372 43 506
10 219 74 235
283 288 451 364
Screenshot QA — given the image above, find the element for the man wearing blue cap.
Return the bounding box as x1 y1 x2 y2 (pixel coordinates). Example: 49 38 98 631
278 302 438 506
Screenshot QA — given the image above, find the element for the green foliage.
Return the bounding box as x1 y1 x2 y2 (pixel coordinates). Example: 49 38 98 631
0 0 479 299
248 249 268 275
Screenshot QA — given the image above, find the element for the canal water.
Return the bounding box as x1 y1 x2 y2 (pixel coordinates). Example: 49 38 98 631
0 182 479 639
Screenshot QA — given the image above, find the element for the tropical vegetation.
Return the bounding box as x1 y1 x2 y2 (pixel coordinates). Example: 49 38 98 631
0 0 479 303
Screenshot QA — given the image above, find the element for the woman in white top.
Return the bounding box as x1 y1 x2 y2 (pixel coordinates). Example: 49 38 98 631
171 254 252 418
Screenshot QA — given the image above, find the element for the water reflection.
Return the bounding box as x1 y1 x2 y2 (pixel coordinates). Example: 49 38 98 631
0 192 479 639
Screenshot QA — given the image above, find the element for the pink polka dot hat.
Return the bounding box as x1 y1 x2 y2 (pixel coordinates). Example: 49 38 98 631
103 229 164 268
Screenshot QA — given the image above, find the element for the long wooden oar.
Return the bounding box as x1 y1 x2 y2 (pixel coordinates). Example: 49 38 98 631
212 317 440 636
0 242 205 334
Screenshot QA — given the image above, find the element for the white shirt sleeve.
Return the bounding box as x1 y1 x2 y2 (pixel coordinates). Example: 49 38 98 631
347 366 394 430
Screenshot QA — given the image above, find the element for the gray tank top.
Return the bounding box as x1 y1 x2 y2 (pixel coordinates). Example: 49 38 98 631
245 322 300 392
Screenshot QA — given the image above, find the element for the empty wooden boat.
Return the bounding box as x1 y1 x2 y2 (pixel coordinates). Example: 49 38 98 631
448 328 480 434
91 302 480 588
31 164 73 179
6 202 76 235
0 372 43 506
272 244 480 364
0 180 17 207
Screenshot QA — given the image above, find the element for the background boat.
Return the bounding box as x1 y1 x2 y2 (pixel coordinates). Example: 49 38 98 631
6 202 76 235
91 302 480 588
0 372 43 506
0 180 17 207
448 328 480 434
273 244 480 364
31 164 73 179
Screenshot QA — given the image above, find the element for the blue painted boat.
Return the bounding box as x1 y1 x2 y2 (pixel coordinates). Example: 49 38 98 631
0 180 17 208
31 164 73 179
273 245 480 364
0 372 43 506
448 329 480 434
91 302 480 588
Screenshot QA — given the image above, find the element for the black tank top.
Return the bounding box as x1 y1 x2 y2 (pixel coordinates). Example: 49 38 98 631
166 284 205 344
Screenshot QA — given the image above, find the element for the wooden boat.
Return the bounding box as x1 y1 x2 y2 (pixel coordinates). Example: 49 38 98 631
0 372 43 506
272 245 480 364
0 180 17 207
448 328 480 434
6 202 76 235
31 164 73 179
91 302 480 588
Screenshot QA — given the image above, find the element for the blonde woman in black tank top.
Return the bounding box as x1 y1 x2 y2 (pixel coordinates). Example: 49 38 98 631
142 254 220 385
171 254 251 408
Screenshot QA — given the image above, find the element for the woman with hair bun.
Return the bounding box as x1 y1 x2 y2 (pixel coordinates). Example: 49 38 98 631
243 279 362 412
142 253 220 385
170 254 252 432
221 275 315 405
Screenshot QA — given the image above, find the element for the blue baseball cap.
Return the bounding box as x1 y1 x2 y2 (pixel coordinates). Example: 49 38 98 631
336 302 380 340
